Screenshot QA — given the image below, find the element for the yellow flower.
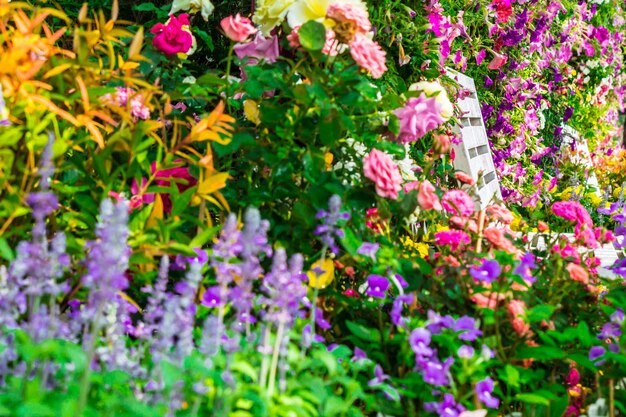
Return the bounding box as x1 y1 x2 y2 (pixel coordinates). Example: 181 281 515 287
401 236 429 258
286 0 367 28
253 0 297 35
307 258 335 289
585 192 601 208
510 211 522 232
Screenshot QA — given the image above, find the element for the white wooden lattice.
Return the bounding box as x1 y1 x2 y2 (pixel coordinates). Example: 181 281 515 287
446 68 502 209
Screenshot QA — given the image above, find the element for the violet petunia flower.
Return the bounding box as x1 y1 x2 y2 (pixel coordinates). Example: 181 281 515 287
476 377 500 408
409 327 433 357
366 275 390 298
469 260 501 283
454 316 482 341
589 346 606 365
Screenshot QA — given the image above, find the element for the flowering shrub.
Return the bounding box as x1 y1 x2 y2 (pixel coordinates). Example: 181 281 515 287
0 0 626 416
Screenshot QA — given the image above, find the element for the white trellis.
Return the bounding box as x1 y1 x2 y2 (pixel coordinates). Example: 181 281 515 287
446 68 502 209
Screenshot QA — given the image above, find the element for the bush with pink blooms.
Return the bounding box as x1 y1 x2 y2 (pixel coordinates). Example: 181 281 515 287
1 0 626 416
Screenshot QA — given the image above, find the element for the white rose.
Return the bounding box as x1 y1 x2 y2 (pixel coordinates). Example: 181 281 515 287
409 81 454 121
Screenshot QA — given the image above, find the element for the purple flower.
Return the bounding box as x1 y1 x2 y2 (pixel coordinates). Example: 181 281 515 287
513 253 537 283
352 347 368 362
173 247 208 270
469 260 501 283
476 377 500 408
598 322 621 340
589 346 606 365
391 293 414 327
422 357 453 386
611 309 624 324
425 393 465 417
426 310 455 334
454 316 482 341
234 33 280 65
366 275 389 298
357 242 379 260
458 345 475 358
409 328 433 357
201 285 222 308
368 364 390 387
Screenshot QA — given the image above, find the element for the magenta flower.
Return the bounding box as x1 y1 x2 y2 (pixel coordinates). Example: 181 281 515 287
150 14 193 56
366 275 389 298
394 93 443 143
434 230 471 251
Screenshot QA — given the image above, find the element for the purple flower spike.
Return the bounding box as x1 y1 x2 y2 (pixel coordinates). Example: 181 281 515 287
469 260 501 283
476 377 500 409
366 275 389 298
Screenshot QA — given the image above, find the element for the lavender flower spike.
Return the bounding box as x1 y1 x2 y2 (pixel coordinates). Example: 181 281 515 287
315 195 350 255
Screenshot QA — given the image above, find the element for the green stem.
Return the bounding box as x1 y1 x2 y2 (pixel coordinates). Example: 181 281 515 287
267 321 285 397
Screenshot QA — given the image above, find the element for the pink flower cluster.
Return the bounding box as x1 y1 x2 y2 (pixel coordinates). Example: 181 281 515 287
150 14 193 56
394 93 443 143
101 87 150 120
441 189 475 217
434 230 471 251
508 300 531 337
363 149 402 199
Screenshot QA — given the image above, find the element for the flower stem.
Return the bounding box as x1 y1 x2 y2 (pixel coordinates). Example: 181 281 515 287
267 321 285 397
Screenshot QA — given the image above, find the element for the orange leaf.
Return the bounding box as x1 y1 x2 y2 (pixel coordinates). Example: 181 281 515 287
147 194 164 228
196 172 229 196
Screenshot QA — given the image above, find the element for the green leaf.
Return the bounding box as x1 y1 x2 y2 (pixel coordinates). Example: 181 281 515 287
298 21 327 51
340 228 361 257
504 364 520 388
515 393 550 406
0 239 14 261
516 346 565 361
345 321 381 343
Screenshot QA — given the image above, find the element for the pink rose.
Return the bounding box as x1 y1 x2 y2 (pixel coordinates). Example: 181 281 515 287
363 149 402 199
566 262 589 284
327 2 371 36
418 180 442 211
150 14 193 56
220 14 257 42
441 189 475 216
394 93 443 144
349 33 387 79
487 53 507 70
